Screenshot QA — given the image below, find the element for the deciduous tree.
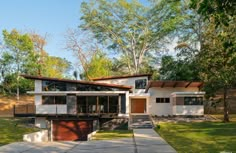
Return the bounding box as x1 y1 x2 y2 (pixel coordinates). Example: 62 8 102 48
80 0 184 74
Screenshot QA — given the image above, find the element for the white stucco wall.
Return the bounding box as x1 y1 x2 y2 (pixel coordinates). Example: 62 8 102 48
35 117 47 128
95 76 148 93
173 105 204 115
148 87 200 116
23 130 48 142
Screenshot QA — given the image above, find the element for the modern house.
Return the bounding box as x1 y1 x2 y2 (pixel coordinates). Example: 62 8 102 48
17 74 205 141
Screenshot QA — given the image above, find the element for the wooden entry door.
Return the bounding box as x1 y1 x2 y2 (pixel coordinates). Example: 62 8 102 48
131 99 146 113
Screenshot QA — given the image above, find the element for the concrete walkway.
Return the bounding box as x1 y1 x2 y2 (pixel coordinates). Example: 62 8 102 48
133 129 177 153
0 139 134 153
0 129 176 153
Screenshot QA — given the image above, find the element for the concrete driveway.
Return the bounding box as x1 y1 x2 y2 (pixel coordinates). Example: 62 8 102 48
0 129 176 153
0 138 134 153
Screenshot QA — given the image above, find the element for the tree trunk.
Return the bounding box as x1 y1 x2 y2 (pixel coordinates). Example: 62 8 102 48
223 87 229 122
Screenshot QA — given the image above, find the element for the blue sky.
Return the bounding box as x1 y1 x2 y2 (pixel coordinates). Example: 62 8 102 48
0 0 175 68
0 0 84 63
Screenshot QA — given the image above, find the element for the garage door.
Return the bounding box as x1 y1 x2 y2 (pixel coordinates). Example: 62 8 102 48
53 120 93 141
131 99 146 113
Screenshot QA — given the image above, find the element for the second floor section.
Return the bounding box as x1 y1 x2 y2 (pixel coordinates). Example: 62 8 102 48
21 75 132 93
92 74 152 93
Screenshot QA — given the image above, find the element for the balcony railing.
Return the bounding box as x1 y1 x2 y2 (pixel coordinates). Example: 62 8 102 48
14 104 119 116
14 104 35 117
36 105 67 114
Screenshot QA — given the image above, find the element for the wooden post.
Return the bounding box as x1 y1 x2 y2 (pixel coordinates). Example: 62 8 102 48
13 105 15 116
26 104 28 114
118 95 121 113
108 96 109 113
86 97 88 113
96 96 99 114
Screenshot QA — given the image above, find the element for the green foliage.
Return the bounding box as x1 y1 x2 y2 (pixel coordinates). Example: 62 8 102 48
159 55 199 81
190 0 236 26
42 56 71 78
80 0 184 73
0 30 71 95
81 51 112 80
1 29 37 97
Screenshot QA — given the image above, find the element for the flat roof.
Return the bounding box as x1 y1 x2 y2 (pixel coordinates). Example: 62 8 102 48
145 81 203 92
21 74 132 91
91 73 152 81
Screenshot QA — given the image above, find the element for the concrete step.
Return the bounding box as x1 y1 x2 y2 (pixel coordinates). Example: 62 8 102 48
130 115 153 129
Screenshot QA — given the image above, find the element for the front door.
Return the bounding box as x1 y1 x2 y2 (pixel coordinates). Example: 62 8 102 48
131 98 146 113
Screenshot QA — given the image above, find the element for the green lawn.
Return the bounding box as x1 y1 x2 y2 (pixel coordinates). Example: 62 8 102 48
155 121 236 153
0 118 39 146
92 130 133 140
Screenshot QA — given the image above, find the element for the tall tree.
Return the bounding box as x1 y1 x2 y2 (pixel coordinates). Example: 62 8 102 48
29 32 48 75
197 17 236 122
80 0 184 74
65 29 99 80
190 0 236 122
2 29 36 100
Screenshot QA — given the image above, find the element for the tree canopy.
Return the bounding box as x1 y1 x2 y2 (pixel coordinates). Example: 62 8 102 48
80 0 184 74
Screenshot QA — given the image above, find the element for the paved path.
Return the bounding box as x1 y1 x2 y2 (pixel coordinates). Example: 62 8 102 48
133 129 177 153
0 139 134 153
0 129 176 153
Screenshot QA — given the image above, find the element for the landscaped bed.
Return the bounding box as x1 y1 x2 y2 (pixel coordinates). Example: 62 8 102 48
0 118 39 146
92 130 133 140
155 115 236 153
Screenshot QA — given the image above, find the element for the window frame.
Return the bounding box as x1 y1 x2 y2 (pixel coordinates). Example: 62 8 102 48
42 96 67 105
156 97 170 103
184 97 203 105
135 79 147 89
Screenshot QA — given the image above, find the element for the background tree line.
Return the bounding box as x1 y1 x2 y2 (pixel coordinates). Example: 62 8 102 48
0 29 72 98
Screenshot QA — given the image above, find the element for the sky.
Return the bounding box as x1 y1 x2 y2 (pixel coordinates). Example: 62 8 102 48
0 0 177 70
0 0 84 64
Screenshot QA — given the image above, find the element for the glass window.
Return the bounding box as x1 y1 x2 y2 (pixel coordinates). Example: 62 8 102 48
55 96 66 104
42 96 66 104
77 96 87 113
184 97 203 105
42 96 54 104
42 81 66 91
135 79 147 89
42 81 55 91
99 96 108 113
109 96 118 113
88 96 97 113
156 98 170 103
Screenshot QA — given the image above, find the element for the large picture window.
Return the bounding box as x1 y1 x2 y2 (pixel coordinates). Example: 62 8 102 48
135 79 147 89
184 97 203 105
42 81 66 91
42 96 66 104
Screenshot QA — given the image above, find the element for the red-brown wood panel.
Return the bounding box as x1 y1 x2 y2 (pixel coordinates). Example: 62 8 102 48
131 99 146 113
53 120 92 141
